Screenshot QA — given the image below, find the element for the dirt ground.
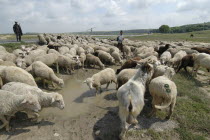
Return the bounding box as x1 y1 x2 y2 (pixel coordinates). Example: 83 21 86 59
0 65 181 140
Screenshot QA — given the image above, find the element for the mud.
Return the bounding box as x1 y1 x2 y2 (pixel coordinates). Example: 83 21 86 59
0 66 178 140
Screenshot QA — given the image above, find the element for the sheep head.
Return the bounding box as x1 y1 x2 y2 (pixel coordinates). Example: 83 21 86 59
84 78 94 90
51 93 65 110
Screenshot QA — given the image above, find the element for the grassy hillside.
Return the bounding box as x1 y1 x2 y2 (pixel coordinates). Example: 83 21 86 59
127 30 210 43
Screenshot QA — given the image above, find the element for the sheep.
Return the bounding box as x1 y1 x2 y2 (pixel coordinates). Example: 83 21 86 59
123 45 131 59
0 66 37 87
169 50 187 69
97 51 115 65
79 53 86 69
0 61 16 67
191 47 210 54
160 51 172 65
176 54 194 73
117 63 154 139
0 45 7 52
58 46 69 55
117 69 137 89
77 47 85 55
3 53 16 63
2 82 65 120
149 68 177 120
156 44 170 57
116 57 141 74
111 51 123 65
167 47 180 57
84 68 117 95
47 49 60 55
38 34 47 45
85 54 105 69
181 48 198 54
192 53 210 76
153 65 175 79
0 90 41 131
25 49 47 65
26 61 64 88
56 55 81 74
34 53 59 67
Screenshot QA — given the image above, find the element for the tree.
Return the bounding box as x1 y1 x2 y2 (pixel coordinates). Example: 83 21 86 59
159 25 170 33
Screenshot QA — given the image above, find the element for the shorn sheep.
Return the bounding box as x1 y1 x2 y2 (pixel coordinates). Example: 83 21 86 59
0 90 41 131
117 63 154 139
84 68 117 95
2 82 65 120
26 61 64 89
149 68 177 120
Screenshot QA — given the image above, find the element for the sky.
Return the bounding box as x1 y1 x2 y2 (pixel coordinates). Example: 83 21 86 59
0 0 210 33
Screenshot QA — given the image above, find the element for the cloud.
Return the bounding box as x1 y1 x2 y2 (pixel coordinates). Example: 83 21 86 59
0 0 209 33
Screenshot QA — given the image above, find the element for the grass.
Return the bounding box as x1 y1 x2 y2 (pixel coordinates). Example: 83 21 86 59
127 30 210 43
0 42 34 53
0 34 37 40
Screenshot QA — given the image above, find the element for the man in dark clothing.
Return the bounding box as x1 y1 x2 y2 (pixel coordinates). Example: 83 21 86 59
13 21 23 42
117 30 125 58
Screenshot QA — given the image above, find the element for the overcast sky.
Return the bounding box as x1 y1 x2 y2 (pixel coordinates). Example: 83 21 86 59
0 0 209 33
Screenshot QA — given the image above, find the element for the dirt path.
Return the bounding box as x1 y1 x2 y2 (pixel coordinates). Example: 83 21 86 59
0 66 178 140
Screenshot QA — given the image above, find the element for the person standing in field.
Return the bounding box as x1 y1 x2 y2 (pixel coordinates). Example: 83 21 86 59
13 21 23 42
117 30 125 58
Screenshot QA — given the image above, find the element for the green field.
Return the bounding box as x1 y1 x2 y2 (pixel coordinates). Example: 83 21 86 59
127 30 210 43
0 34 37 40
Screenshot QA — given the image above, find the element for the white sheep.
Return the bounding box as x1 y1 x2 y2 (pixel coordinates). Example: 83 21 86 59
111 51 123 65
98 51 115 65
58 46 70 55
85 54 105 69
123 45 131 59
0 66 37 87
84 68 117 95
34 53 59 67
0 90 41 131
153 65 175 79
149 68 177 119
192 53 210 76
117 63 154 139
2 82 65 120
169 50 187 69
26 61 64 88
160 51 172 65
47 49 60 55
79 53 86 69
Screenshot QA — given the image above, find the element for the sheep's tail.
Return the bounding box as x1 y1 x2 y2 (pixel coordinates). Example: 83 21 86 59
127 90 134 124
155 97 172 109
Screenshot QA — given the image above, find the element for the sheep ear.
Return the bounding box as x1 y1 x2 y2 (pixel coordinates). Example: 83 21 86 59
21 99 28 104
51 98 55 103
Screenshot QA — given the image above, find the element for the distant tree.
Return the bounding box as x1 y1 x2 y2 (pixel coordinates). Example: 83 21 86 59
159 25 170 33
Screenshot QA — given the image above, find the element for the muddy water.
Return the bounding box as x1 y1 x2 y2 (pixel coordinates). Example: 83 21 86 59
40 66 119 120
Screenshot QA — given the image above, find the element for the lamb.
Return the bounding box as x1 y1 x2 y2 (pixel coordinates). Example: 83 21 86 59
0 66 37 87
0 90 41 131
149 68 177 120
117 63 154 139
111 51 123 65
85 54 105 69
26 61 64 88
97 51 115 65
169 50 187 69
117 69 137 89
2 82 65 119
160 51 172 65
176 54 194 73
116 57 141 74
84 68 117 95
192 53 210 76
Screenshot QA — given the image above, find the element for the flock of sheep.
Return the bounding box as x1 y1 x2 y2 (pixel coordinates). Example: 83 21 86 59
0 33 210 139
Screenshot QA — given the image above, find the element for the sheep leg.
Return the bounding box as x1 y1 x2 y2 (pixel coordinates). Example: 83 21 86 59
184 66 188 73
106 82 110 90
166 99 176 120
119 108 129 140
56 62 59 74
0 116 9 131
